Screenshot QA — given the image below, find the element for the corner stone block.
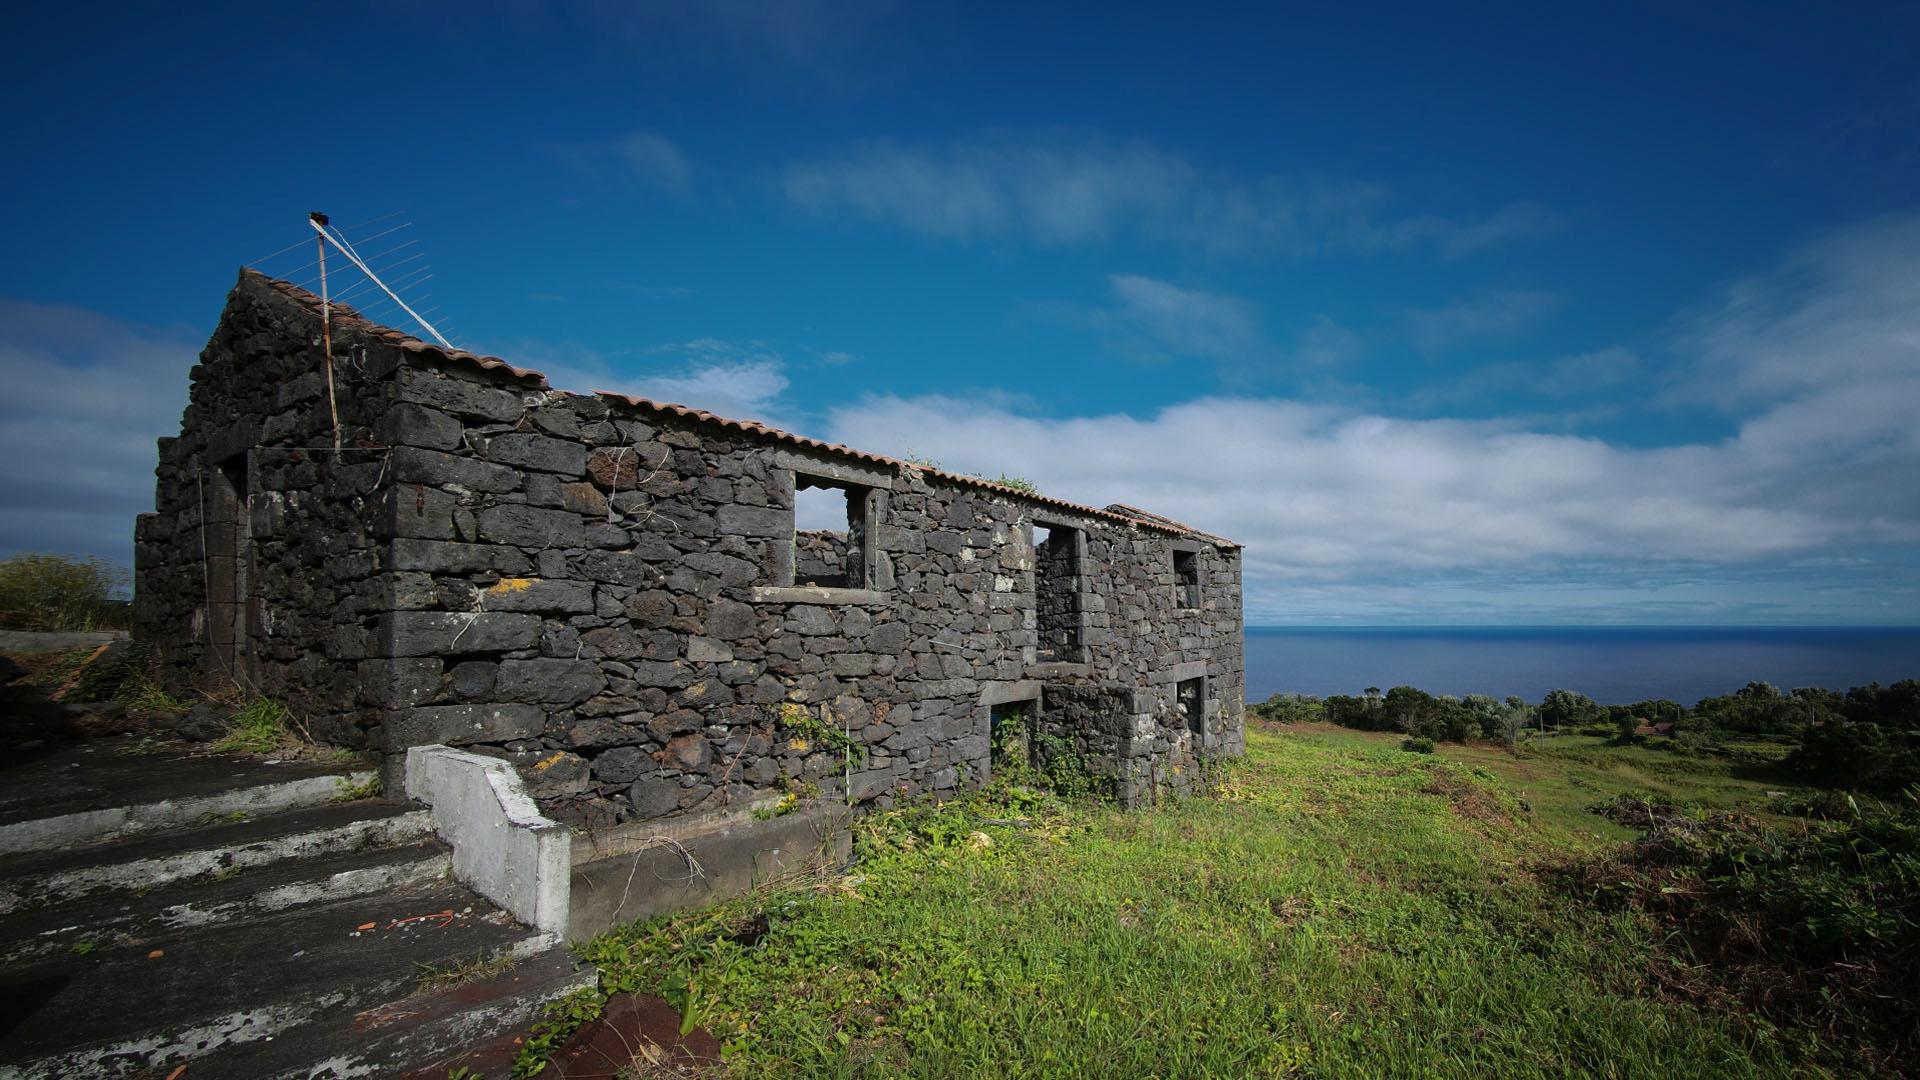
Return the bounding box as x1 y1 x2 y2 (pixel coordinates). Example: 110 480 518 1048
384 703 546 749
382 610 544 655
373 402 465 451
390 446 522 494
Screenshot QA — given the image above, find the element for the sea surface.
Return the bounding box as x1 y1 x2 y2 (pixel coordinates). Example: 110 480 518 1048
1244 626 1920 706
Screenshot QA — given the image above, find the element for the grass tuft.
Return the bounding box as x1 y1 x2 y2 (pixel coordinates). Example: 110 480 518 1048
417 951 518 994
212 697 292 754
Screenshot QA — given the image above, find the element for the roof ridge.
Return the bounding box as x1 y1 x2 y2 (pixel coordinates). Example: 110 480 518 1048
238 269 1238 547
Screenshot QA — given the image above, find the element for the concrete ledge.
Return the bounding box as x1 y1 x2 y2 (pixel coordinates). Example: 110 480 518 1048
405 746 570 936
1148 659 1210 684
0 630 129 655
750 586 888 606
567 800 852 943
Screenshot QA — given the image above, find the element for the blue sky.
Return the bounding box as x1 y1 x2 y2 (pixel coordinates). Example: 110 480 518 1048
3 1 1918 625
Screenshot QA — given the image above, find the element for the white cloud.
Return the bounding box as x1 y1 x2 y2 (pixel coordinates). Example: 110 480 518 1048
503 338 792 426
0 300 200 564
823 213 1920 623
783 134 1561 256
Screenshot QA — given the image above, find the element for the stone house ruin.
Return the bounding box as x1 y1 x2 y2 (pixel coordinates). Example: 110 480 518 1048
134 271 1246 827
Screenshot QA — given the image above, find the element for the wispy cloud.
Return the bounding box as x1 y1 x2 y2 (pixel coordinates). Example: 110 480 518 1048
498 337 793 426
614 132 693 194
1405 290 1561 351
783 133 1562 257
562 130 696 196
1095 275 1266 362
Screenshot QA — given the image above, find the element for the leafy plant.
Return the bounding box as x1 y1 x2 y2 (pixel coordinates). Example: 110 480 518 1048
770 702 864 769
213 697 292 754
1401 736 1436 754
333 774 383 803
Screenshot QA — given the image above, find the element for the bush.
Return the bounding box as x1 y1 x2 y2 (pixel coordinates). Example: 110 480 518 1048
0 553 129 632
1561 795 1920 1072
1401 736 1435 754
1786 720 1920 793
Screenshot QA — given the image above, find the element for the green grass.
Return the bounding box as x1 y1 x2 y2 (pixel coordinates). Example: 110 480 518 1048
212 697 292 754
526 725 1837 1078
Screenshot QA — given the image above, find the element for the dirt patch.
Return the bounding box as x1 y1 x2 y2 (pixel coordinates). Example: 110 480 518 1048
543 992 724 1078
1421 770 1512 827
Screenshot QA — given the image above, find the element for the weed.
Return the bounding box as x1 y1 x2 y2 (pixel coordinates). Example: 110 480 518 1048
750 791 799 820
770 702 864 774
118 733 175 756
213 697 291 754
332 774 383 803
417 951 518 994
69 940 95 956
211 864 242 882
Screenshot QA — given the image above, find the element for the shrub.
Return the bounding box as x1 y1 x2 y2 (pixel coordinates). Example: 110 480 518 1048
1560 795 1920 1072
1785 719 1920 793
1401 736 1435 754
0 553 129 632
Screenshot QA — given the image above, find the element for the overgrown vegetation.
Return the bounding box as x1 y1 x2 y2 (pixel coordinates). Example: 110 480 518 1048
0 553 129 632
1257 676 1920 793
1561 791 1919 1074
212 697 293 754
515 723 1904 1077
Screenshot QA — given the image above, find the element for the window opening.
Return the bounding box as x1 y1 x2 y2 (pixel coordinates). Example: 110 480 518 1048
1178 677 1205 736
990 699 1037 774
790 475 868 588
1172 549 1200 609
1033 523 1085 663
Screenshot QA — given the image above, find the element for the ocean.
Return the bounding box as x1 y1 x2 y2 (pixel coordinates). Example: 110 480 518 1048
1243 626 1920 706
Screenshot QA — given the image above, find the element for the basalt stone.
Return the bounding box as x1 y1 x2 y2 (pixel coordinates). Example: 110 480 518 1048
487 432 587 475
494 658 606 704
384 703 545 748
705 598 756 640
592 745 650 785
512 750 591 798
567 716 645 750
658 733 712 771
647 709 703 740
627 776 681 819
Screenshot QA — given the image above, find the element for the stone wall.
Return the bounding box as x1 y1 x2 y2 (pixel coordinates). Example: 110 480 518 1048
135 273 409 744
136 270 1245 824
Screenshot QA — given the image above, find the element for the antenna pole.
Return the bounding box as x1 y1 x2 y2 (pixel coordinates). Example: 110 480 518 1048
310 211 342 456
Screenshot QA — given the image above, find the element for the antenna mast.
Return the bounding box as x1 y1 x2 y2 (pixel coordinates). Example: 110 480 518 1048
306 213 454 349
309 211 342 455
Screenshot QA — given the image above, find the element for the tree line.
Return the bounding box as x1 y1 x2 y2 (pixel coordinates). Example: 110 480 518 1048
1252 679 1920 793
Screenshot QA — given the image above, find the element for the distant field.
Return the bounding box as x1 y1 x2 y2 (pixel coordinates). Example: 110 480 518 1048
539 724 1856 1078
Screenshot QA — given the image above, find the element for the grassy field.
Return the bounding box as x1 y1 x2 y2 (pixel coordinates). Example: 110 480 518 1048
538 724 1851 1079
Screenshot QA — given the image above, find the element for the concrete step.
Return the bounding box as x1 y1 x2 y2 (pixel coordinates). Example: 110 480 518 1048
0 738 375 857
0 800 433 916
0 879 559 1079
0 838 454 967
205 944 596 1080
